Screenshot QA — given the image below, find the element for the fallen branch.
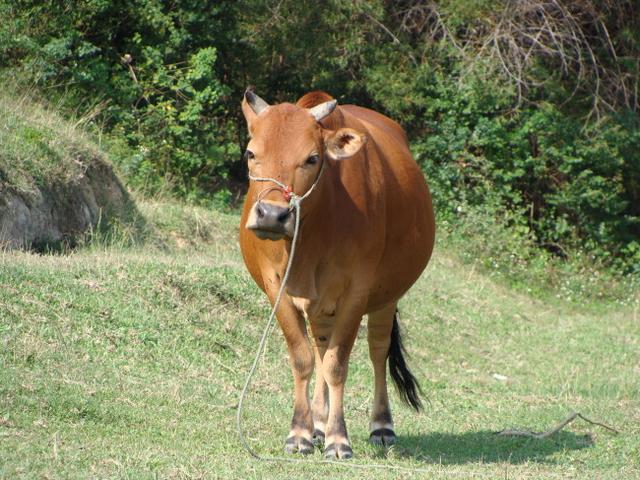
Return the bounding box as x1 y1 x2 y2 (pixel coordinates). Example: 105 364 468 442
496 412 620 439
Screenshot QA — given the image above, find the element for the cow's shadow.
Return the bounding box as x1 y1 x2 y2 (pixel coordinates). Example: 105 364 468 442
378 430 593 464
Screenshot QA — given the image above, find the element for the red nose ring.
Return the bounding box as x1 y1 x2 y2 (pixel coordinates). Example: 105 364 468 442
282 185 293 201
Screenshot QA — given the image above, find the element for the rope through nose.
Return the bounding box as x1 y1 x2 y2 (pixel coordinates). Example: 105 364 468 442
256 186 286 204
248 160 326 209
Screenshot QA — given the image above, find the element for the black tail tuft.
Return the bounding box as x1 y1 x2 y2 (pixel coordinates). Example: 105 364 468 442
388 310 423 412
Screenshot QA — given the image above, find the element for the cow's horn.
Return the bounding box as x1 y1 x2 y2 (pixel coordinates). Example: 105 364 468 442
308 100 337 122
245 89 270 115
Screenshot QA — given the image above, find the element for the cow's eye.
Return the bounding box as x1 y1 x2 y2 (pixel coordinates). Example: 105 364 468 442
244 150 255 162
306 154 319 166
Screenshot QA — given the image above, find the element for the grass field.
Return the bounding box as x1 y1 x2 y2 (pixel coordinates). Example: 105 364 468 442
0 88 105 192
1 200 638 479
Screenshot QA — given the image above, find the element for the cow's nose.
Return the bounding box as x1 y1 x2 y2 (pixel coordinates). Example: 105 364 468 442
256 201 291 225
246 201 295 240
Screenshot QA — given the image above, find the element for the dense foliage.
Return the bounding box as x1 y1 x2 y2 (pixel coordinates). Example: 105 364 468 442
1 0 638 271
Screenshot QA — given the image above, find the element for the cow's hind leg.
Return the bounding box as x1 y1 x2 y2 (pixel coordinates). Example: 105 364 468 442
309 317 335 448
367 303 397 446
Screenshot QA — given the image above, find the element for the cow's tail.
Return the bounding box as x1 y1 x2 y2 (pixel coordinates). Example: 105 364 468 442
388 309 423 412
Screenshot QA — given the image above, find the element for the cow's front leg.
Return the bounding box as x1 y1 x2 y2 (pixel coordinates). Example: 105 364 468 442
319 309 362 459
283 323 315 454
272 294 315 454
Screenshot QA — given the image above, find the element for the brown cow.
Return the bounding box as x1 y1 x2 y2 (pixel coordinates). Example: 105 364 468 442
239 89 435 459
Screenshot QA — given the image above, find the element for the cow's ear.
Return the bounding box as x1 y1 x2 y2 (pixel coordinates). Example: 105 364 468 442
324 128 366 160
242 96 257 129
242 88 269 129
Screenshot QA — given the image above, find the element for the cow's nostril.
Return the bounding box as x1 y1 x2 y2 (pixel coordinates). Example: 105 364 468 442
277 209 291 224
256 202 266 219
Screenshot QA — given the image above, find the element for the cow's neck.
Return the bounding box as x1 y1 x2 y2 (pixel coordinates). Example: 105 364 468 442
282 177 335 300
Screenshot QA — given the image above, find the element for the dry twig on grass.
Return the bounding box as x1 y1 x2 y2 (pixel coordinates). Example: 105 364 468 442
496 412 620 439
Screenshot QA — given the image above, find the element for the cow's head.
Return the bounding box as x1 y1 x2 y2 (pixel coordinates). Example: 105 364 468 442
242 90 366 240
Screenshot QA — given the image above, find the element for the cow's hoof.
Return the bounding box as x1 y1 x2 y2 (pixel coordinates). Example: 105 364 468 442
369 428 396 446
323 443 353 459
312 429 325 447
284 435 314 455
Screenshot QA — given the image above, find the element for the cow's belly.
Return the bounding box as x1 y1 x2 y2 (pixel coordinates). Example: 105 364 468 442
366 252 429 312
366 190 435 313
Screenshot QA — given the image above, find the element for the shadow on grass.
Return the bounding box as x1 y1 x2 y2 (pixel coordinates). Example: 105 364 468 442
389 430 592 464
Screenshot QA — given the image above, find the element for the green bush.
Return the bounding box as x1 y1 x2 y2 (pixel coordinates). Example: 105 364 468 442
406 66 639 273
0 0 239 196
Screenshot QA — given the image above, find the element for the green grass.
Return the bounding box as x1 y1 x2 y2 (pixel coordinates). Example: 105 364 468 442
0 87 106 193
1 200 639 479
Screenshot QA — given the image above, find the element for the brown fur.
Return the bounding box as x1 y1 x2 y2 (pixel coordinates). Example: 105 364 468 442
239 91 435 458
296 91 335 108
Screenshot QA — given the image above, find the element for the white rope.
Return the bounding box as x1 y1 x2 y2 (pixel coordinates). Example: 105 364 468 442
235 160 443 475
247 159 326 205
237 162 324 457
236 193 302 459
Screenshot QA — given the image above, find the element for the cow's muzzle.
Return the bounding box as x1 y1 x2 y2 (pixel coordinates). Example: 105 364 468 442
245 200 295 240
